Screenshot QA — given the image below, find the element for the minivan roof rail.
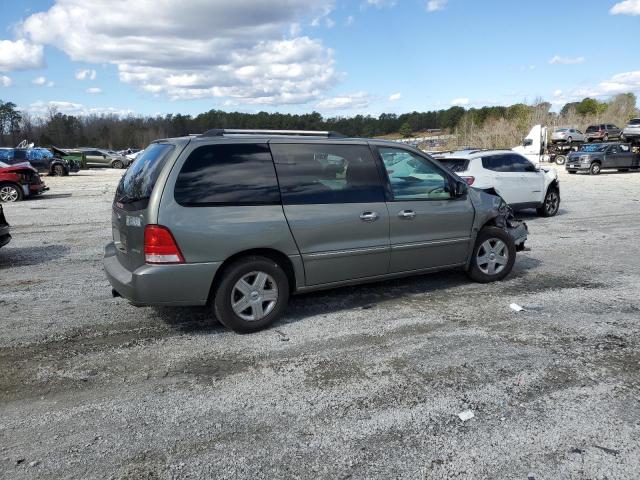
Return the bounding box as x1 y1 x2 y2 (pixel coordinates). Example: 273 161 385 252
200 129 346 138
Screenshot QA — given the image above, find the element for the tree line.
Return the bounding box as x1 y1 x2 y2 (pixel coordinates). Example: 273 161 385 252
0 94 638 150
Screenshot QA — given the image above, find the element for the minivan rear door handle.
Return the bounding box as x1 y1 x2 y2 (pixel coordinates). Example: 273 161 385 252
398 209 416 219
359 211 380 222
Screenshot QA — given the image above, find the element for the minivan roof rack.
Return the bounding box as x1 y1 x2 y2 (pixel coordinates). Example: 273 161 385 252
200 129 346 138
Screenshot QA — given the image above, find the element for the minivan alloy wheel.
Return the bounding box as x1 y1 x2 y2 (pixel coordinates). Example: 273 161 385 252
544 190 560 215
0 185 20 202
476 239 509 275
231 271 279 322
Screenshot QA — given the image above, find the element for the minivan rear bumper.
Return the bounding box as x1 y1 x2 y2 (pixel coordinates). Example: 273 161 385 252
103 242 221 306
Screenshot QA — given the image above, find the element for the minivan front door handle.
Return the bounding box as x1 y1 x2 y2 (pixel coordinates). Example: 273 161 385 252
398 209 416 219
359 211 380 222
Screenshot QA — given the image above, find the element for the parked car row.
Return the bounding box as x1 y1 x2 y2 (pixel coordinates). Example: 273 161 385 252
551 119 640 147
0 147 79 176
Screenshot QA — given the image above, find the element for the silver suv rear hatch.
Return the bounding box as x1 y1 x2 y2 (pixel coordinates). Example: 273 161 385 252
112 143 176 271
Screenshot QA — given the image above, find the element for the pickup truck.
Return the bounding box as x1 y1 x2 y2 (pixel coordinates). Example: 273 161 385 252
566 143 640 175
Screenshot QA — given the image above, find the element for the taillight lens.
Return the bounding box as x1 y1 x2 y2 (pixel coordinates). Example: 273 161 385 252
461 176 475 185
144 225 184 264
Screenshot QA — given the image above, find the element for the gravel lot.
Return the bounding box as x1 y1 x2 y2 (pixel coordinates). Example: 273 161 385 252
1 167 639 479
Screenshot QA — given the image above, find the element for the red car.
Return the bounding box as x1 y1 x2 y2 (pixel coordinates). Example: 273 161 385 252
0 161 49 202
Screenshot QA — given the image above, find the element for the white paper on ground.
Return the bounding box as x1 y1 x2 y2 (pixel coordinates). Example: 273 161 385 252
510 303 525 312
458 410 475 421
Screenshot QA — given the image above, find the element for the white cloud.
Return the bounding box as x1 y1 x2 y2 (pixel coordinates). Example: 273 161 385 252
315 91 372 110
549 55 585 65
0 39 44 72
86 87 102 94
32 76 54 87
553 89 562 97
26 100 133 117
0 75 11 87
426 0 448 12
364 0 397 7
389 92 401 101
610 0 640 15
551 70 640 106
450 97 469 106
75 69 97 80
20 0 339 105
345 15 355 26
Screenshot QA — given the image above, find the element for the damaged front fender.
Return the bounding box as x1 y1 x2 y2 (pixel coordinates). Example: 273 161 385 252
468 187 528 250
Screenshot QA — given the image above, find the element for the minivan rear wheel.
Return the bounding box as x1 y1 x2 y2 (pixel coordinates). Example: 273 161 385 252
213 255 289 333
467 227 516 283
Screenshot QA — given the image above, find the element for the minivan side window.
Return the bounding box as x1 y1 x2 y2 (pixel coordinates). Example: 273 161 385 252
379 147 451 200
271 144 384 205
504 154 535 173
174 144 280 206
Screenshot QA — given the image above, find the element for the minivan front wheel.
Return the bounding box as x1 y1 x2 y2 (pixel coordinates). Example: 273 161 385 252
467 227 516 283
213 256 289 333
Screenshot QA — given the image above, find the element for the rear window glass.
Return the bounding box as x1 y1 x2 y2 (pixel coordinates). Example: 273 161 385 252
481 155 507 172
629 119 640 125
586 126 598 132
174 143 280 206
116 143 175 207
437 158 470 173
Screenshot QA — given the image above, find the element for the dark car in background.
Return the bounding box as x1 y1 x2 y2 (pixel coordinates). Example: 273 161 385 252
585 124 622 142
0 161 49 202
0 204 10 248
566 143 640 175
0 147 79 176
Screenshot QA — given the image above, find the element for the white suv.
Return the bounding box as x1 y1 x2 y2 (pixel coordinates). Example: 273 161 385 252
435 150 560 217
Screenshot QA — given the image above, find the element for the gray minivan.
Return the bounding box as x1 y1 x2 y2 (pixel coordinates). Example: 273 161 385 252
104 130 528 333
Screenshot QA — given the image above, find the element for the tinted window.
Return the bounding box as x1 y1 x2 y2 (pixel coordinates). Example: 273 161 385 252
116 143 175 208
586 126 598 132
504 154 535 173
630 119 640 126
175 144 279 206
13 149 27 161
379 147 451 200
482 155 507 172
271 144 383 205
437 157 470 173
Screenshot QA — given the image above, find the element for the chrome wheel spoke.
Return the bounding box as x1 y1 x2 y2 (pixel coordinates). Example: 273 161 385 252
235 279 253 296
251 301 264 319
232 296 251 314
495 254 508 266
253 272 269 290
261 289 278 302
477 238 508 276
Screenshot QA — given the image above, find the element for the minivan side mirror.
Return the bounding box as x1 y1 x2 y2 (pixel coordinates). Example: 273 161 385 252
453 181 468 197
523 138 533 147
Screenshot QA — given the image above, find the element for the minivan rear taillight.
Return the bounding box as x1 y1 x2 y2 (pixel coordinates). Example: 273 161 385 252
461 176 475 185
144 225 184 264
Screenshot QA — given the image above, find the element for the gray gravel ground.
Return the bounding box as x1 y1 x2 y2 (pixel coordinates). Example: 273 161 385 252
1 167 639 479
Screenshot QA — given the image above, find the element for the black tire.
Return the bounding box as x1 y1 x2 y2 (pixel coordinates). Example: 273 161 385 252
537 186 560 217
589 162 601 175
555 155 567 165
213 255 290 333
466 227 516 283
568 170 577 174
52 164 66 176
0 183 24 202
111 160 124 169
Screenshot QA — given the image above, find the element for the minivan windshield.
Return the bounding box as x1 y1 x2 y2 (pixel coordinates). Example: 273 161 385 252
115 143 175 207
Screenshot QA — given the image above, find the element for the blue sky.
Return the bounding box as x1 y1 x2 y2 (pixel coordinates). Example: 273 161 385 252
1 0 639 118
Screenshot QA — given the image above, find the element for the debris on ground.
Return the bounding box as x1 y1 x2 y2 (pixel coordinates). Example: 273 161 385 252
594 445 620 456
457 410 474 421
509 303 524 312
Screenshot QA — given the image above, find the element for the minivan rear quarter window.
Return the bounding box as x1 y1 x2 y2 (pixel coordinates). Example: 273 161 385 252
437 158 470 173
174 143 280 206
116 143 175 210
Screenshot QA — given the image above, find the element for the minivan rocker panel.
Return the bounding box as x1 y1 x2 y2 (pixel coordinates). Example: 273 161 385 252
104 131 528 332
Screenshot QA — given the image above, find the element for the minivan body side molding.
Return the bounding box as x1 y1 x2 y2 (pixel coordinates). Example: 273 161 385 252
303 245 390 260
391 237 470 251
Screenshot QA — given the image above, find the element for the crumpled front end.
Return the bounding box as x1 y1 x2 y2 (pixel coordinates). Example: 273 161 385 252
469 187 528 250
